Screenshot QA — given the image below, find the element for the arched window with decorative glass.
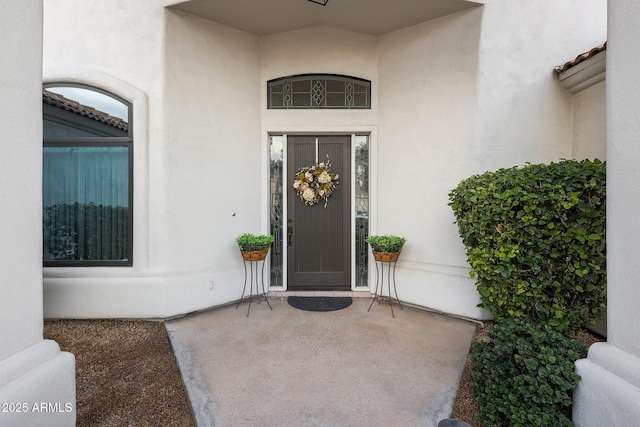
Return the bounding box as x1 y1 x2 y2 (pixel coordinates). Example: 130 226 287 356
267 74 371 109
42 84 133 266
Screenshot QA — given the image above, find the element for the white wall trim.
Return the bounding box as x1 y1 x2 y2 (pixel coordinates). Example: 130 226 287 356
262 125 378 291
574 343 640 426
400 260 472 278
588 343 640 388
0 340 75 426
42 67 150 272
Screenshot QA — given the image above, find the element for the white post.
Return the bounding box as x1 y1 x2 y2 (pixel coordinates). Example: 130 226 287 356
0 1 75 426
573 0 640 425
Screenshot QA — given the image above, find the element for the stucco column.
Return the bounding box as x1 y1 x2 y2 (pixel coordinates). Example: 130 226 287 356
573 0 640 425
0 2 75 426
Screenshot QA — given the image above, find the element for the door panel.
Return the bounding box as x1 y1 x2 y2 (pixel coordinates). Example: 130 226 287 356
287 136 351 290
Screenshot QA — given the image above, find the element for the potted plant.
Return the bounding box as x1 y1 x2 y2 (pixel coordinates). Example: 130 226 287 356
365 235 406 262
236 233 274 261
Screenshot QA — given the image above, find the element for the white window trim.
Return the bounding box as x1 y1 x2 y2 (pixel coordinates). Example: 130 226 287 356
43 67 150 272
262 126 377 291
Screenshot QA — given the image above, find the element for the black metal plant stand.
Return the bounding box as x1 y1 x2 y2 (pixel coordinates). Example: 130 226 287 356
236 250 273 317
368 251 403 318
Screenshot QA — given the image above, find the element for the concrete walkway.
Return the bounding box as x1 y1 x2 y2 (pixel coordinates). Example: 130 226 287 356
166 295 476 427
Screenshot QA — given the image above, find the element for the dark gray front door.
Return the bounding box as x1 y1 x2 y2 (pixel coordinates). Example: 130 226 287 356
287 135 351 290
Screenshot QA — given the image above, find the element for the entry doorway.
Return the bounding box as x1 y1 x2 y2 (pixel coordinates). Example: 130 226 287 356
286 135 351 290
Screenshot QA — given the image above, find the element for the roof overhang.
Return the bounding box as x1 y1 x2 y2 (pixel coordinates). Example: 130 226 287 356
166 0 482 37
555 44 607 94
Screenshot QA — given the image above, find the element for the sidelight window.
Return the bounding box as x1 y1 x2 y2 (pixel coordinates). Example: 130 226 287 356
355 135 369 288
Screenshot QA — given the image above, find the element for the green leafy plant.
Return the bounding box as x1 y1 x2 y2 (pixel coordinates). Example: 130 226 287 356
365 235 406 253
448 159 606 332
471 318 586 427
236 233 274 251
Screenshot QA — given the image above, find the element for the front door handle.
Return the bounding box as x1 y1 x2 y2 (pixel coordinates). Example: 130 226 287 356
288 226 293 246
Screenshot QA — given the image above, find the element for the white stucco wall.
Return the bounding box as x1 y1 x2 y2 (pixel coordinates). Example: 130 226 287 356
605 2 640 361
41 1 608 322
572 80 606 160
476 0 607 171
1 0 44 361
161 10 263 311
260 16 489 319
43 4 265 318
573 0 640 424
42 0 170 318
260 26 378 128
0 2 75 425
377 8 487 318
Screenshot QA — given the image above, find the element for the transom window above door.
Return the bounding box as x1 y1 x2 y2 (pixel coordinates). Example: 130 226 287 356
267 74 371 109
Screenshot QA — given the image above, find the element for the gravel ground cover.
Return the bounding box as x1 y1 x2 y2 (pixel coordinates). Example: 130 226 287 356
44 318 602 427
44 320 194 427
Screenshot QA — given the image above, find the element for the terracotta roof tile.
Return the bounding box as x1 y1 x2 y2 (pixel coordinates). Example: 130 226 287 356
555 42 607 74
42 89 128 132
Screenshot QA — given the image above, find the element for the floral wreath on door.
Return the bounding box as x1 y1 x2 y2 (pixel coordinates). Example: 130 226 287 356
293 158 339 208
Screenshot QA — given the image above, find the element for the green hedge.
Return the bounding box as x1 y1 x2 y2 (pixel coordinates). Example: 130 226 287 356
448 160 606 332
471 318 586 427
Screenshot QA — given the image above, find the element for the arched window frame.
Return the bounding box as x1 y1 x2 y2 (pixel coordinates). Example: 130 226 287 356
42 82 134 267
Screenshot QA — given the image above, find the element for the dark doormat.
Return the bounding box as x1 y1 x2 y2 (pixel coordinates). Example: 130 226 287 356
287 296 353 312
